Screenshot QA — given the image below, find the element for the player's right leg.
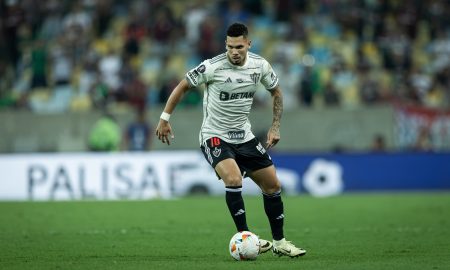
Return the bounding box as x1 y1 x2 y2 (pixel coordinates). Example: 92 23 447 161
215 158 249 232
201 137 272 251
201 137 249 232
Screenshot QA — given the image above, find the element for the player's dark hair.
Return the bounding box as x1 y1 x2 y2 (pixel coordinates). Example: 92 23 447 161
226 22 248 38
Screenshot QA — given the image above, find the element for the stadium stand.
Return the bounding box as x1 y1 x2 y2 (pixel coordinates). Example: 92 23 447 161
0 0 449 152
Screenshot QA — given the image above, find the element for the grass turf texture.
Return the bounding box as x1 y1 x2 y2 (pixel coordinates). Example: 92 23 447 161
0 193 449 270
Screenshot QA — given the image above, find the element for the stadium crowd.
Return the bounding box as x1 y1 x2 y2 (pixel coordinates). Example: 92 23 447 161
0 0 449 113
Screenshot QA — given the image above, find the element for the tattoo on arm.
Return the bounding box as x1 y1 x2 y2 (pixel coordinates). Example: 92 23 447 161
272 90 283 131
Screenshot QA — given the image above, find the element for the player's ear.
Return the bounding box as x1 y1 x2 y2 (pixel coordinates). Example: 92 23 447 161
248 40 252 48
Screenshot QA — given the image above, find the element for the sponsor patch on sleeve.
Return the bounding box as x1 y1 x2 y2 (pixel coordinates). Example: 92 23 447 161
187 70 199 85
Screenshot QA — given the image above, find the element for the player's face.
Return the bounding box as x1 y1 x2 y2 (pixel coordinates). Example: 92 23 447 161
226 36 251 66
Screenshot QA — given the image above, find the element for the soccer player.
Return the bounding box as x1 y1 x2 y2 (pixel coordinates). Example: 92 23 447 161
156 22 306 258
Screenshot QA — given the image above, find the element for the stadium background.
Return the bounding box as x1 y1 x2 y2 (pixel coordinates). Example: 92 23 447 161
1 0 449 195
1 1 450 269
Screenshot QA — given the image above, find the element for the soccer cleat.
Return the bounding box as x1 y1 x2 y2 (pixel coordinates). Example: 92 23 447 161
272 238 306 258
258 238 273 254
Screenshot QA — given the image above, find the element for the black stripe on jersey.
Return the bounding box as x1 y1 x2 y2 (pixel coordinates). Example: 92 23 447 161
249 52 263 59
216 67 234 70
216 66 260 71
210 53 227 64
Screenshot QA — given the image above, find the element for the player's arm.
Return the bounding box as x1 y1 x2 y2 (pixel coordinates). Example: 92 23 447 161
266 85 283 149
156 79 190 145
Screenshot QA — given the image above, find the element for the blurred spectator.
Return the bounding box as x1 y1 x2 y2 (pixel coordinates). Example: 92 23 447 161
38 1 63 40
50 37 73 87
299 66 315 107
158 76 179 105
123 71 148 111
2 0 24 69
123 19 146 58
413 126 433 152
123 108 152 151
323 82 340 106
359 69 380 105
197 15 222 60
90 76 110 110
63 2 92 35
371 134 387 152
149 4 178 52
184 1 208 47
221 0 250 28
0 0 448 114
88 112 121 152
98 48 122 100
93 0 114 37
30 39 48 90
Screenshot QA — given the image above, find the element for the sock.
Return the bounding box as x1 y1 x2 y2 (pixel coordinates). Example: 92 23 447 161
263 190 284 240
225 186 249 232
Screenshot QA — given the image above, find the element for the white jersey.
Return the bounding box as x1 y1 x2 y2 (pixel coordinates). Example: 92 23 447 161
185 52 279 145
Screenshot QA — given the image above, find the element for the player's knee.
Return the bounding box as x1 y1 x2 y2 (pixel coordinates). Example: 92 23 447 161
223 175 243 187
262 180 281 194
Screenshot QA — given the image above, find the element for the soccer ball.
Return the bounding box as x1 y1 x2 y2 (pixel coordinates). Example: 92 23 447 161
229 231 260 260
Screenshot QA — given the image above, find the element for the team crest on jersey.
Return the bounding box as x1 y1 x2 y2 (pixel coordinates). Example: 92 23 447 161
250 72 260 84
212 147 221 157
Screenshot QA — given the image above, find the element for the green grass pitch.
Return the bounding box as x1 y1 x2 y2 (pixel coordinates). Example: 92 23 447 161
0 193 449 270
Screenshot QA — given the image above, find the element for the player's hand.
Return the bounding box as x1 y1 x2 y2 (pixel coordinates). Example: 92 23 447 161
266 126 280 149
156 119 174 145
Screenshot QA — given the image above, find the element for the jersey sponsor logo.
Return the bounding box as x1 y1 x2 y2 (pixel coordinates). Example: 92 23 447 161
228 130 245 140
225 77 232 83
212 147 221 157
220 92 230 100
219 91 255 101
196 64 206 73
250 72 260 84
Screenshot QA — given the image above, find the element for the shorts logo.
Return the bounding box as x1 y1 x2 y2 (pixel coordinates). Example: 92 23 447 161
256 142 266 154
212 147 221 157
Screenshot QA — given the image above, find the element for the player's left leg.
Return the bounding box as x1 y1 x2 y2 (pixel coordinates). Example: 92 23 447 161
249 165 284 240
249 166 306 257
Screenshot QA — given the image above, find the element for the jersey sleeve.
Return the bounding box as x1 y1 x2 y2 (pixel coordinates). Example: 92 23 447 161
260 60 279 91
185 60 212 88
